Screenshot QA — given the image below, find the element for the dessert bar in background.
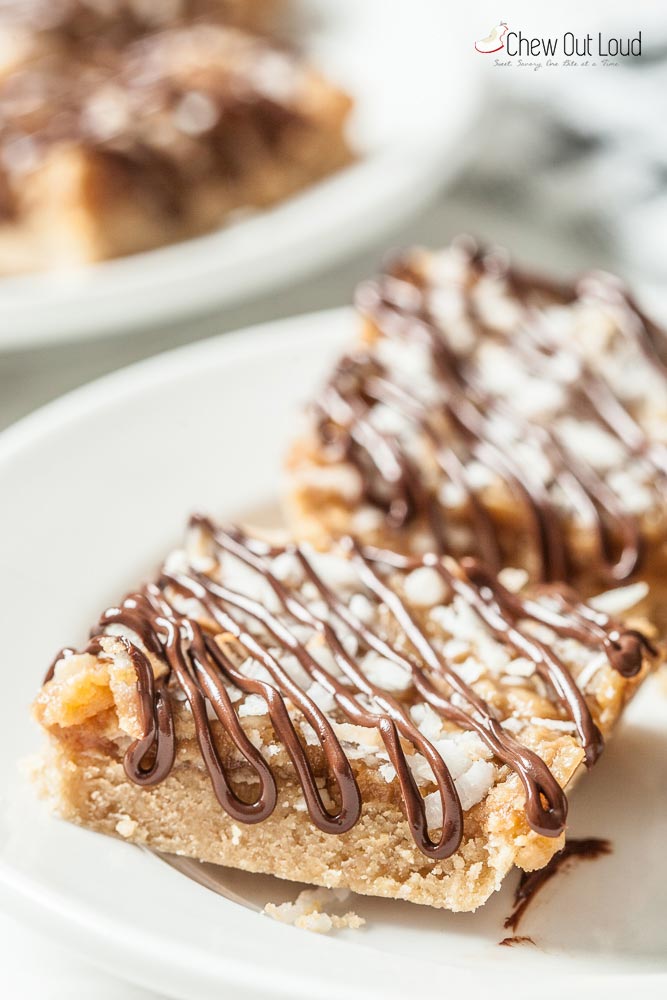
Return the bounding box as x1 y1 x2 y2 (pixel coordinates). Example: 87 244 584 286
0 0 282 60
287 239 667 594
33 515 656 912
0 1 352 272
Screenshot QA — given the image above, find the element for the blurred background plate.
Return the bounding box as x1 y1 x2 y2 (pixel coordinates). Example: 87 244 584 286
0 0 479 350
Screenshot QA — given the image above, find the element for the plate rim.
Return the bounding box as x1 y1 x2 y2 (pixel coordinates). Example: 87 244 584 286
0 307 351 455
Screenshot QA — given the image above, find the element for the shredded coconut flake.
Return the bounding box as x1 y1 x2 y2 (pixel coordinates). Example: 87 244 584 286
502 716 524 733
453 656 484 683
223 554 281 613
332 722 383 749
271 551 303 585
239 657 274 685
433 739 472 781
530 716 577 733
379 762 397 783
575 653 607 691
238 694 269 718
423 790 444 830
497 567 530 593
361 651 412 692
410 703 445 741
263 888 365 934
302 547 360 591
300 722 320 746
404 567 449 606
306 681 336 714
453 730 493 761
521 621 556 644
348 593 376 624
505 657 536 678
306 641 343 678
455 759 497 811
248 728 263 750
350 506 384 534
588 581 649 616
294 463 362 502
115 816 137 838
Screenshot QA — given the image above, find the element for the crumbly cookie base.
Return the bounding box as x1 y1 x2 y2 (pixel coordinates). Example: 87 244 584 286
35 718 586 913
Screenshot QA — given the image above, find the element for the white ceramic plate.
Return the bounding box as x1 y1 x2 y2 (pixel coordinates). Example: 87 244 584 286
0 0 479 350
1 310 666 999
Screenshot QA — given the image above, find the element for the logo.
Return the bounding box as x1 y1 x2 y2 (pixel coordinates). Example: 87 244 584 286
474 21 508 54
476 22 642 64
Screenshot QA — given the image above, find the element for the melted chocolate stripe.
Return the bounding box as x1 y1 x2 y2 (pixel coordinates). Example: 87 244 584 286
119 637 175 787
295 536 567 836
461 563 646 678
319 372 437 533
347 542 568 835
163 616 276 822
357 280 572 580
364 373 503 569
97 592 276 819
207 524 463 857
462 276 641 581
189 642 278 821
162 570 361 835
437 557 604 767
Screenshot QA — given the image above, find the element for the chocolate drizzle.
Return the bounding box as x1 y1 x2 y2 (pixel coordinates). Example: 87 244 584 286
314 244 667 584
44 516 650 858
498 936 535 948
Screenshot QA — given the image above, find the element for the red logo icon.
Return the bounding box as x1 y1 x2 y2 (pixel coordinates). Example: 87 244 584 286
475 21 508 54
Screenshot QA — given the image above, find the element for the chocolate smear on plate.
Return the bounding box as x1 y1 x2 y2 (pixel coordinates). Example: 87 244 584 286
504 837 612 932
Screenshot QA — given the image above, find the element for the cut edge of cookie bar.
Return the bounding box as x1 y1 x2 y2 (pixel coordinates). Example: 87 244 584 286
33 713 586 913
